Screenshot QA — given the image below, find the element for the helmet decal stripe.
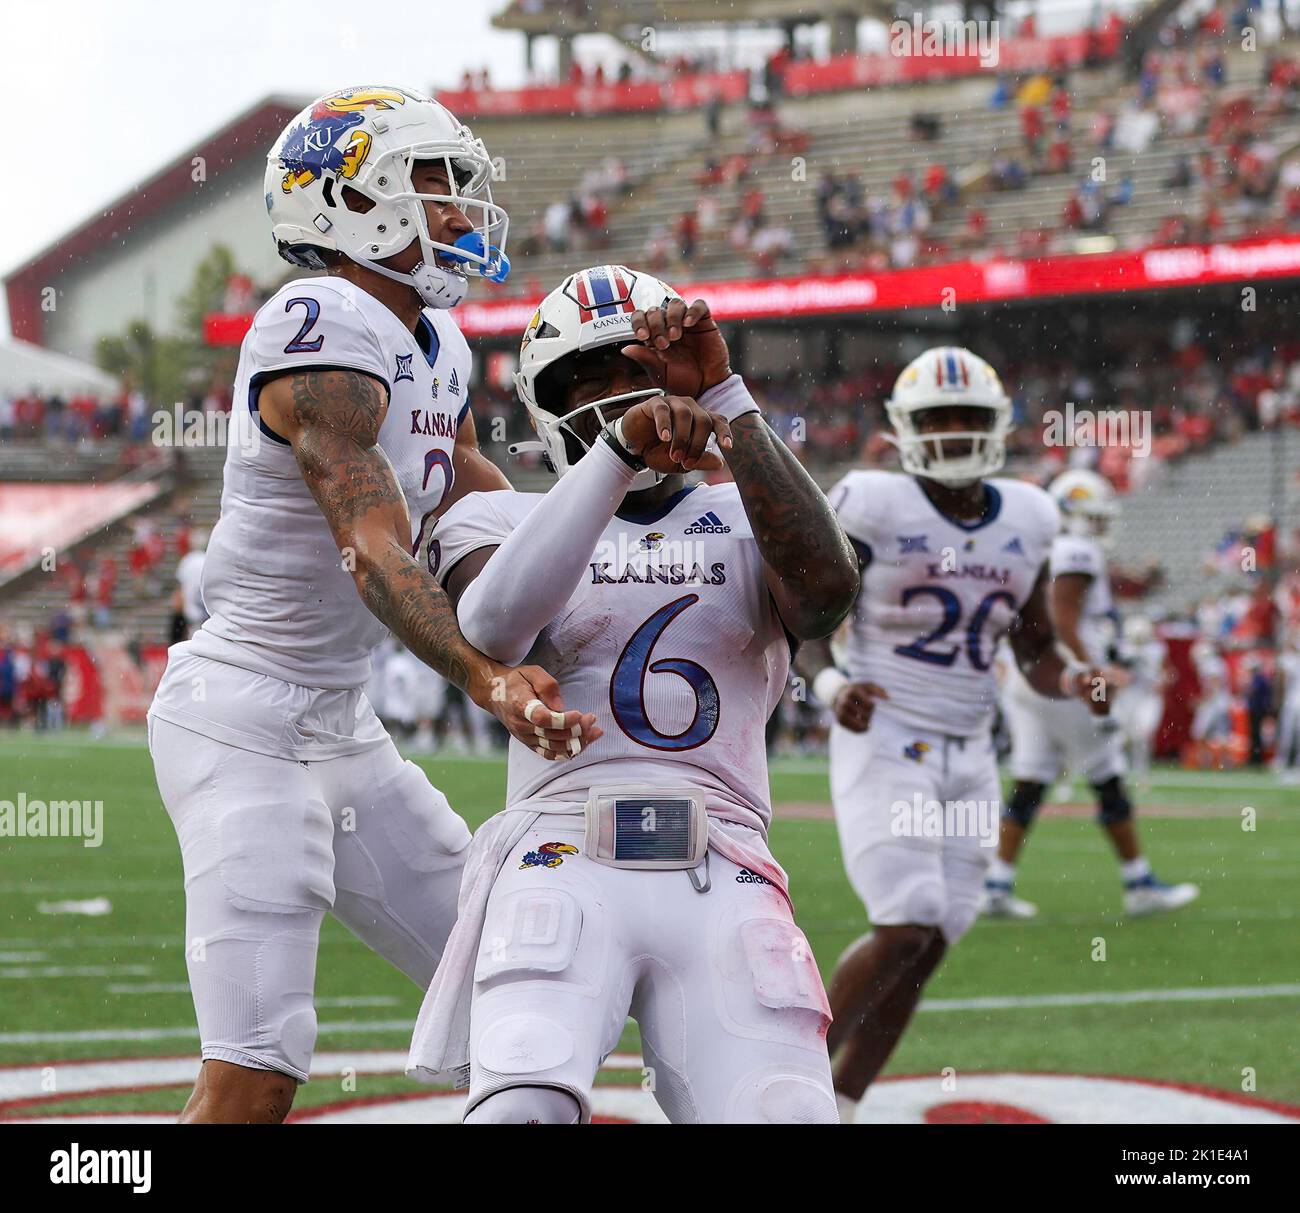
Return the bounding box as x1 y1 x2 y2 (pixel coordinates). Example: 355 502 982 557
574 271 594 319
586 266 622 318
611 266 637 313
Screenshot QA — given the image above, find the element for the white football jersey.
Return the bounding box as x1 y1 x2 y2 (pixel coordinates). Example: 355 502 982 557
1280 650 1300 707
430 482 789 831
1049 534 1119 665
1123 638 1166 696
829 469 1059 737
185 277 472 689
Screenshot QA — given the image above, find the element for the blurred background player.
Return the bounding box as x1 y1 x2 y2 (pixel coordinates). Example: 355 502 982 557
408 268 858 1123
986 470 1199 918
147 87 599 1124
1112 613 1167 787
1188 636 1234 768
795 346 1106 1119
1275 632 1300 784
169 526 208 644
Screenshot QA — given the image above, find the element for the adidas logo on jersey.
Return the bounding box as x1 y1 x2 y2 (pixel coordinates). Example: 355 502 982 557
448 368 461 396
1002 536 1024 555
735 867 773 886
685 511 730 534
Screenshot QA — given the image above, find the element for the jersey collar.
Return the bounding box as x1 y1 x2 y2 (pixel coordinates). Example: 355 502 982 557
616 483 698 525
915 478 1002 531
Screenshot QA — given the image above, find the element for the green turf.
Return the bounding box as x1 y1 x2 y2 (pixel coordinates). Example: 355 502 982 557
1 732 1297 1116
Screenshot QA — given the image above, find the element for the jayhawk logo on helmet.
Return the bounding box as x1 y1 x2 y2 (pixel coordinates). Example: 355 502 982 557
279 87 407 193
519 842 580 870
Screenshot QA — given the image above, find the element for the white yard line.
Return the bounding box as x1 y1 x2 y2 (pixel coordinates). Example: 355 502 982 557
104 983 191 995
0 965 152 980
920 983 1300 1013
4 984 1298 1046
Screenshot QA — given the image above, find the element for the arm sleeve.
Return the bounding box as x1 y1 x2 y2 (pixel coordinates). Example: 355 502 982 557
247 284 391 391
454 437 639 665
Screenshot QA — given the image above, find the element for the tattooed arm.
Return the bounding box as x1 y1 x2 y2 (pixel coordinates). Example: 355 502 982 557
723 411 859 639
622 297 858 639
257 369 600 758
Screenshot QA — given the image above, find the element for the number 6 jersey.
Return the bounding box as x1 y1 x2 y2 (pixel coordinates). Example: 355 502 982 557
430 482 790 832
828 469 1059 738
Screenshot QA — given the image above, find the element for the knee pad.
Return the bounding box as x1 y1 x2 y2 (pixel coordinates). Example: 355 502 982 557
725 1066 840 1125
891 874 946 931
471 889 595 1104
1005 782 1045 829
464 1085 581 1125
1094 776 1133 825
941 901 980 947
193 920 319 1081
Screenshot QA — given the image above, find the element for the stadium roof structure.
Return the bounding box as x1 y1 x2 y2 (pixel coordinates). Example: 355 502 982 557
3 95 304 347
492 0 888 61
494 0 889 33
0 337 119 398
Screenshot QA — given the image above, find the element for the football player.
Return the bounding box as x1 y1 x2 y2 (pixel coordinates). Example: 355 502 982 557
988 470 1199 918
795 347 1109 1119
407 265 859 1123
1276 631 1300 783
1112 614 1167 786
147 87 599 1123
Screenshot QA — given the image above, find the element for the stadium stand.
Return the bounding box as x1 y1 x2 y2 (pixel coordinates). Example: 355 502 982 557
2 2 1297 747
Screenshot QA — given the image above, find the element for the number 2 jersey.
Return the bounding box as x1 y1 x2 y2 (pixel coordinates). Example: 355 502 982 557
430 482 790 833
829 469 1059 738
177 276 471 691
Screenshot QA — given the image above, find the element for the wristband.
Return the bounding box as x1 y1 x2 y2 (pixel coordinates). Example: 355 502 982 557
813 666 850 708
1059 662 1089 698
699 373 761 423
602 417 647 471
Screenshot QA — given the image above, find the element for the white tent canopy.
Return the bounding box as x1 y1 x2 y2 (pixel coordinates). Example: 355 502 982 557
0 337 118 399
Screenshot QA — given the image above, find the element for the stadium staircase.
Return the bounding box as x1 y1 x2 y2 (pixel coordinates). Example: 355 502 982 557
477 39 1289 290
1109 428 1296 611
0 445 224 645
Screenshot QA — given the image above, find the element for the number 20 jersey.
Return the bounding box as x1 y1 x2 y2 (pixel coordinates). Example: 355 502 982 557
829 469 1060 738
430 482 790 832
188 277 471 689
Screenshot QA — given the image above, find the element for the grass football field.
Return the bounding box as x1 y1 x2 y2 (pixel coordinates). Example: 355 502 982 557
1 731 1296 1121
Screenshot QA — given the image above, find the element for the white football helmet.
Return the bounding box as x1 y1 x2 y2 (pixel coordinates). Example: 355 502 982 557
885 346 1012 486
1049 469 1117 540
1122 613 1154 647
513 265 682 491
266 86 509 309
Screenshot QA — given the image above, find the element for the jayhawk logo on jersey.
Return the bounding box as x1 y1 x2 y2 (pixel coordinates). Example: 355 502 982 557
520 842 580 870
279 87 406 192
